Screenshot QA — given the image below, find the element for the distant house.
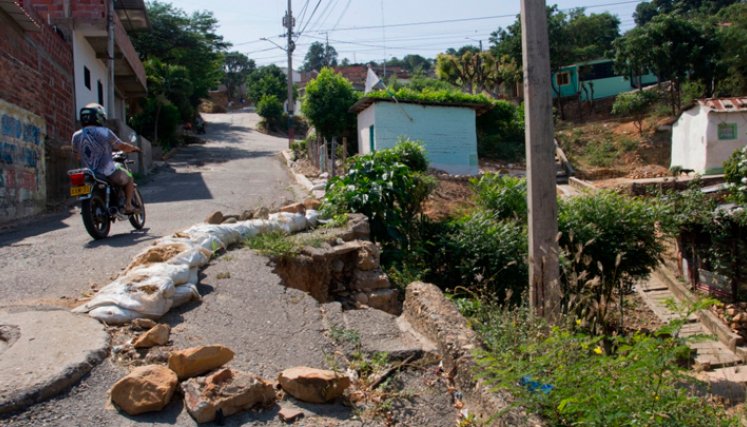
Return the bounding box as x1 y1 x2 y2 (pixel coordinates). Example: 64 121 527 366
351 97 487 175
551 59 657 101
671 98 747 175
300 65 409 92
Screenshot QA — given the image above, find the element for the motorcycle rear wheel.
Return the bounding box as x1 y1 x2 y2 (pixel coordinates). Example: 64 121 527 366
129 188 146 230
82 195 111 239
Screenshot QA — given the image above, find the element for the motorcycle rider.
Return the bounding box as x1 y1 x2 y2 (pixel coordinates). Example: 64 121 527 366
71 103 141 214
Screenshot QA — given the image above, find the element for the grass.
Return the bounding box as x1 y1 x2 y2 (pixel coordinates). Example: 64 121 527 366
244 231 298 257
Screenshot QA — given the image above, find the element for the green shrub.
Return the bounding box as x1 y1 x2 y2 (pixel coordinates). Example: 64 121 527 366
471 174 527 221
130 97 181 148
389 138 428 172
257 94 284 130
321 139 436 247
476 100 525 161
471 304 737 427
432 213 528 303
558 191 662 332
724 146 747 205
612 90 658 134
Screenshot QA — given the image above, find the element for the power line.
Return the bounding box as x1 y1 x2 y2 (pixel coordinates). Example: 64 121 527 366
311 0 644 34
296 0 322 38
297 0 311 28
329 0 352 32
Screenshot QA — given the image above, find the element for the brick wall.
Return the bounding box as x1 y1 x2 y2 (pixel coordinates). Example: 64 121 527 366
0 2 75 220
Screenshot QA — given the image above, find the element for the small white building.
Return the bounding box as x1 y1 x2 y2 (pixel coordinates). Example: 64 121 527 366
671 98 747 174
351 98 486 175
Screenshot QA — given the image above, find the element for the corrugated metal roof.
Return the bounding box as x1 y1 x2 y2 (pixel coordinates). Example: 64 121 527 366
699 97 747 112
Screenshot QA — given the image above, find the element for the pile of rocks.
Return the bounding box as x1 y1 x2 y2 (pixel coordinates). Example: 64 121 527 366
273 214 400 314
712 302 747 339
110 330 351 424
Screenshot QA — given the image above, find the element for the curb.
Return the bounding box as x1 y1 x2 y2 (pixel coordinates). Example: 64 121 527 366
402 282 543 426
280 150 316 193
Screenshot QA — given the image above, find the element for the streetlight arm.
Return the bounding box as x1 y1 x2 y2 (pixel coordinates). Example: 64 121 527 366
260 37 287 52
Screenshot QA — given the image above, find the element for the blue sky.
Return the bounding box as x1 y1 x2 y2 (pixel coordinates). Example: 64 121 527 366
169 0 643 66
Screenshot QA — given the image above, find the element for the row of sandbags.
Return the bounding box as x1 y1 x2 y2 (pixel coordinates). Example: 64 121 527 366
73 211 319 324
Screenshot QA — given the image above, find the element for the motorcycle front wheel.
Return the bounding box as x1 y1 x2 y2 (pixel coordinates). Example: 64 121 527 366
129 188 146 230
81 195 111 239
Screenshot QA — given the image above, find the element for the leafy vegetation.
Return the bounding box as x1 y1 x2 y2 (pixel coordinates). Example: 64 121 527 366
466 300 737 427
322 139 435 250
612 90 659 134
222 51 255 101
365 87 492 106
256 95 284 131
302 41 338 72
301 68 359 142
246 65 288 104
245 231 298 258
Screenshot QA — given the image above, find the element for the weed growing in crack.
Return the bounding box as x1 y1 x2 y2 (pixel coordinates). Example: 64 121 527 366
244 231 298 258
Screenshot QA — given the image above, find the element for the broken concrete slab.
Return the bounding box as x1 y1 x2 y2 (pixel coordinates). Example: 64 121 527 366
0 309 109 414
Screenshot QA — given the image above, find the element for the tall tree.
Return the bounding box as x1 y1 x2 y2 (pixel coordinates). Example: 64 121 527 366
302 41 338 72
222 51 255 101
301 67 358 141
143 59 193 144
566 10 620 61
245 65 287 103
436 50 517 96
130 1 228 114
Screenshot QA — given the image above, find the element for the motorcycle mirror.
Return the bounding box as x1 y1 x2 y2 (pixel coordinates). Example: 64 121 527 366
129 133 137 143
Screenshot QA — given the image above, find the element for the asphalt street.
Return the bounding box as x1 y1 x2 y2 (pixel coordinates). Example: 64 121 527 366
0 109 302 307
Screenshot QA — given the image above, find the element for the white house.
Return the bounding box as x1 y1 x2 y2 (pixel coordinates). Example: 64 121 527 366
351 98 486 175
671 97 747 174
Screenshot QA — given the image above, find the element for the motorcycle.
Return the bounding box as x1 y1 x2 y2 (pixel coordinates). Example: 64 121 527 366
67 151 146 239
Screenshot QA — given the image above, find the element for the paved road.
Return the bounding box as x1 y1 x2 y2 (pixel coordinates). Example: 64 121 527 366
0 109 302 307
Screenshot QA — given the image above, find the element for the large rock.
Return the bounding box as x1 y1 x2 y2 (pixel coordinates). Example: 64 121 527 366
356 242 380 271
205 211 224 225
351 270 390 291
109 365 178 415
279 202 306 214
132 324 170 348
168 345 235 380
278 367 351 404
182 368 276 423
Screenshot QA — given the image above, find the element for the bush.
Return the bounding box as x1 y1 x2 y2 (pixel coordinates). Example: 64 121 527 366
256 94 284 130
724 146 747 205
476 100 525 161
432 213 528 303
611 90 658 134
322 139 435 247
470 304 737 427
130 97 181 148
471 174 527 221
246 65 287 103
558 191 662 332
301 67 359 141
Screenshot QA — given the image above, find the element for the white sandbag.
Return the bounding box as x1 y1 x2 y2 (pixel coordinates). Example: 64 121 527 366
305 209 320 228
88 305 148 324
125 263 191 286
232 220 264 239
188 267 199 286
74 275 176 318
172 283 201 308
167 246 211 268
268 212 307 233
184 224 241 247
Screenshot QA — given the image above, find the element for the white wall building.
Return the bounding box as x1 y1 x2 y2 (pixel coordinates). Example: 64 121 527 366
671 98 747 175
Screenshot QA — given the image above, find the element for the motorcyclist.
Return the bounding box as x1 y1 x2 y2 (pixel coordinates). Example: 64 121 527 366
71 103 141 214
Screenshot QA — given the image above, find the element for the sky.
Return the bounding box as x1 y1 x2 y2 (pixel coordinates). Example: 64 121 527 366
168 0 644 67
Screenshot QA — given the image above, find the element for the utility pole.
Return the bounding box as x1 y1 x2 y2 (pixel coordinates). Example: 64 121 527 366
107 0 115 116
284 0 295 148
520 0 561 321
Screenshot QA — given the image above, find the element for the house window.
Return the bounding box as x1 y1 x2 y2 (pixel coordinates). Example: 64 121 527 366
369 125 375 152
97 81 103 105
719 123 737 140
84 66 91 90
556 72 570 86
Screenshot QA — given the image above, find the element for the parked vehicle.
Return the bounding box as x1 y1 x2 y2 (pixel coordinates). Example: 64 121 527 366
67 151 145 239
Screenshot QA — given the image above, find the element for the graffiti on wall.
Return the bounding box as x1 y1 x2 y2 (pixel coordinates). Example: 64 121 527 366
0 99 47 221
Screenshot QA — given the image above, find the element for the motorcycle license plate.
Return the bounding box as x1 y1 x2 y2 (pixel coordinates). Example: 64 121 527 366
70 185 92 197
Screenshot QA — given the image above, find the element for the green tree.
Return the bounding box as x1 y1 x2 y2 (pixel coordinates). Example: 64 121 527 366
246 65 287 103
256 95 284 131
436 50 516 96
611 90 658 134
222 51 255 101
714 3 747 95
566 10 621 61
140 58 193 145
302 41 338 72
301 67 358 141
130 1 228 110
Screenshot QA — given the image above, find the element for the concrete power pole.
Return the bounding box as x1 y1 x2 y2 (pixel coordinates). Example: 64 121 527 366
520 0 561 321
107 0 115 115
284 0 295 148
